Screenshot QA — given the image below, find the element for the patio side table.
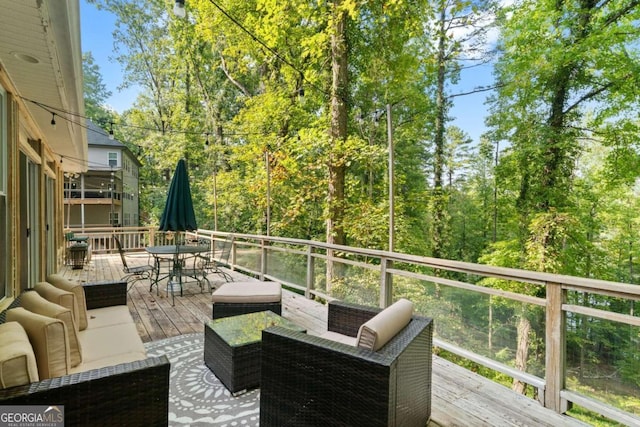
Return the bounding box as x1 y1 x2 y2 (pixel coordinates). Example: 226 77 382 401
68 243 88 269
204 310 305 394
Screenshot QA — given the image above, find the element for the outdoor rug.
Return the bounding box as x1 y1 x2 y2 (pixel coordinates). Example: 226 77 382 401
145 333 260 426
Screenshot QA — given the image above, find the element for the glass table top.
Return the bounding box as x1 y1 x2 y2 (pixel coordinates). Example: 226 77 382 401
206 310 305 347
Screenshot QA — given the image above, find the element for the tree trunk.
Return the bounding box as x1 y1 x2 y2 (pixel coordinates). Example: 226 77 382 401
513 311 531 394
432 6 448 259
326 0 348 291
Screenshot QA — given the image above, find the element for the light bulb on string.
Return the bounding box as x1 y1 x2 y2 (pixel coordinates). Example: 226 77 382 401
109 122 114 140
173 0 186 17
50 113 56 129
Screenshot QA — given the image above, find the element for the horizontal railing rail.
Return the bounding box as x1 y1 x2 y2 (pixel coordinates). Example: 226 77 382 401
68 226 640 424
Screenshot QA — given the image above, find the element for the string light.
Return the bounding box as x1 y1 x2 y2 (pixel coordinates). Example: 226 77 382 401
173 0 186 18
109 122 114 140
205 133 210 146
21 97 272 147
50 113 56 129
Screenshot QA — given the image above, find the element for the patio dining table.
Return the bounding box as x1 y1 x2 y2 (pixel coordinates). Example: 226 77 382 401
145 244 210 304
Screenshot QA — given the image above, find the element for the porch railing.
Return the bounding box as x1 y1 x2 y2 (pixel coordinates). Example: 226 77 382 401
69 226 640 425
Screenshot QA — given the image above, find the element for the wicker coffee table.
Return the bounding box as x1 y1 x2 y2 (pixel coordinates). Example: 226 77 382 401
204 310 305 394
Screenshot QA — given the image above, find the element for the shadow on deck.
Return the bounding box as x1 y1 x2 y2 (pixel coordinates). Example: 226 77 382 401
59 253 587 427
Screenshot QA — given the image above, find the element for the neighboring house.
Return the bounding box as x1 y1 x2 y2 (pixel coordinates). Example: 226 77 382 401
0 1 86 301
64 120 141 228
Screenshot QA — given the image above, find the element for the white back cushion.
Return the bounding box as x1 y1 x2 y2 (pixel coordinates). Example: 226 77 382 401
47 274 88 331
356 298 413 351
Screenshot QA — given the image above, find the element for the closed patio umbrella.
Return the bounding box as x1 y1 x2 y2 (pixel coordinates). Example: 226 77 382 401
159 159 197 233
159 159 198 302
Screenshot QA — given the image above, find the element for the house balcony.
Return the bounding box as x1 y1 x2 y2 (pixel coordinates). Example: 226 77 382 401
62 227 640 426
64 190 122 206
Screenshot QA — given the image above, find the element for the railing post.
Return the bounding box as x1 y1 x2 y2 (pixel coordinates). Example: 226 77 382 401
149 228 155 246
230 239 236 272
306 246 315 299
545 282 568 412
379 257 393 308
260 238 267 281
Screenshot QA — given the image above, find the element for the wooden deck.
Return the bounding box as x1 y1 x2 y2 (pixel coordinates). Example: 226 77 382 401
60 253 587 427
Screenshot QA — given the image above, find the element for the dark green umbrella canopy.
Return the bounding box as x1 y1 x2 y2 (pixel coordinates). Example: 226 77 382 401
159 159 198 232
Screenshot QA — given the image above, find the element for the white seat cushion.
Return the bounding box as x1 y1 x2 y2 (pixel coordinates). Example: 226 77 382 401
78 323 146 364
0 322 39 388
212 281 282 304
69 351 147 374
318 330 358 347
356 298 414 351
86 306 134 329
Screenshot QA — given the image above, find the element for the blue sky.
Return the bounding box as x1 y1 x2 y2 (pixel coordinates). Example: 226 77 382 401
80 0 494 144
80 0 140 113
449 64 494 144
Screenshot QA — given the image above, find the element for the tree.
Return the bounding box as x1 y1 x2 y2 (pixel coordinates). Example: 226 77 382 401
489 0 640 259
428 0 497 259
82 51 114 124
486 0 640 394
324 0 350 288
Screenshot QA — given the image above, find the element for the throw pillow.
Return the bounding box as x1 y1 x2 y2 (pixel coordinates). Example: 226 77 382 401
0 321 39 388
356 298 414 351
6 307 70 380
21 291 83 367
34 282 80 328
46 274 88 331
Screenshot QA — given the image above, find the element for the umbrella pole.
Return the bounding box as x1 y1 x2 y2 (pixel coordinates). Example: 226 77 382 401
178 232 184 297
167 232 189 306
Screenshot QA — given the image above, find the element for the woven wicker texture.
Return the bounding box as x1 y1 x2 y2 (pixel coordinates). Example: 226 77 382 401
0 281 170 426
212 301 281 319
260 300 433 427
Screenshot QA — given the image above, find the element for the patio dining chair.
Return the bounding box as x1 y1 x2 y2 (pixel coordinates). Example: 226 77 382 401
114 236 155 292
196 235 235 284
177 252 212 294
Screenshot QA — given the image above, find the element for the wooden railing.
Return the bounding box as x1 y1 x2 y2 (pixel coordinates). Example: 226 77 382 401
67 226 186 254
69 226 640 425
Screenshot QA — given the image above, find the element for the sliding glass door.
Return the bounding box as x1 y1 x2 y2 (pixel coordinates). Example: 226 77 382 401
0 87 6 300
19 153 40 290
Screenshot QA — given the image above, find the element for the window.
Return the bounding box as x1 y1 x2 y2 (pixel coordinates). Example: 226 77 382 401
0 87 7 300
108 152 117 167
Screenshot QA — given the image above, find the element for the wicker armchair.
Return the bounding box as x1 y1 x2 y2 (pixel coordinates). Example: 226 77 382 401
260 300 433 427
0 280 170 427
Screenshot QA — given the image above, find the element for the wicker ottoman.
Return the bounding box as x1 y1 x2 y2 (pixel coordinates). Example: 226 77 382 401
211 281 282 319
204 311 305 394
204 311 306 395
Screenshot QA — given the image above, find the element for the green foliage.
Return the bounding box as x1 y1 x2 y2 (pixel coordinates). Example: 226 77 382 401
87 1 640 419
617 337 640 388
568 404 627 427
82 52 116 125
488 0 640 265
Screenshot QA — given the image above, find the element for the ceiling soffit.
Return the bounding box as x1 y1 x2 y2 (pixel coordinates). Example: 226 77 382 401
0 0 87 172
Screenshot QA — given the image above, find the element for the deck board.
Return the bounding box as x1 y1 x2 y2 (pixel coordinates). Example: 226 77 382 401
60 253 587 427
